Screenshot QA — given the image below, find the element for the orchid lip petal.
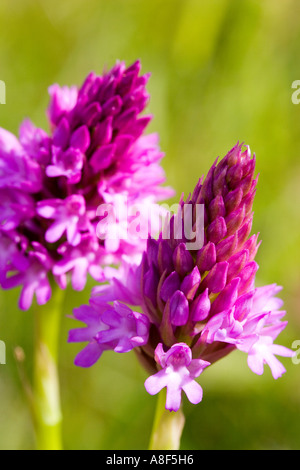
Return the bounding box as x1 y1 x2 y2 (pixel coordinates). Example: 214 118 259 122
144 343 210 411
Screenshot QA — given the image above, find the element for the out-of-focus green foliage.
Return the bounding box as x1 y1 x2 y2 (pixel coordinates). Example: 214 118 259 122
0 0 300 450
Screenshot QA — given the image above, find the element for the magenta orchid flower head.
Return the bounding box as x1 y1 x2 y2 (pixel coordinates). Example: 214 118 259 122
0 60 173 310
69 142 294 412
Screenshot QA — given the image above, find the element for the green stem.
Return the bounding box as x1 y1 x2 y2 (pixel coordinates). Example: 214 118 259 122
148 389 185 450
32 285 64 450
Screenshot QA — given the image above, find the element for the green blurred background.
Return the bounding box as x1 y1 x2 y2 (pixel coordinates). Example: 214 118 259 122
0 0 300 450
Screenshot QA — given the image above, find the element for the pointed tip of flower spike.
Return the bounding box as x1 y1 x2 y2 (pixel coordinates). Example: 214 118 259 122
226 142 242 167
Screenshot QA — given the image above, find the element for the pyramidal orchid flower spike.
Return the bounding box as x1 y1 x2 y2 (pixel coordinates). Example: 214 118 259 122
0 60 173 310
0 60 174 450
69 143 294 419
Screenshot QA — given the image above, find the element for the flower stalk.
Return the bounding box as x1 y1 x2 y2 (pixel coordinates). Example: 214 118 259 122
149 389 185 450
32 283 64 450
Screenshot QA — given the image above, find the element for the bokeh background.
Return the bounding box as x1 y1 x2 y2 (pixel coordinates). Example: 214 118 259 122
0 0 300 450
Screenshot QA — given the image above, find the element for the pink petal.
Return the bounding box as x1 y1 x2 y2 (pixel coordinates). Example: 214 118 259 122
74 342 103 368
182 380 203 405
45 220 67 243
144 369 168 396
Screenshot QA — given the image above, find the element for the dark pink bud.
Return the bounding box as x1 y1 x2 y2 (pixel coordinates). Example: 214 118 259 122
124 60 140 75
213 157 227 179
200 261 228 293
141 251 149 274
196 241 216 272
226 163 243 189
234 290 254 321
160 271 181 302
143 264 159 308
99 78 118 102
88 76 102 100
207 216 227 244
89 144 115 171
101 95 123 117
122 87 147 113
146 237 159 267
82 102 102 127
209 195 226 221
215 234 238 262
180 266 201 300
226 249 249 283
225 205 245 236
236 216 253 249
157 240 174 274
243 234 261 261
130 115 153 139
191 177 204 205
117 71 138 96
114 135 134 156
170 290 189 326
92 117 113 147
238 261 259 295
226 143 240 166
191 288 210 321
210 277 240 315
160 300 177 346
224 186 243 213
239 173 253 197
173 243 194 277
53 117 70 149
243 189 256 216
79 71 97 98
242 156 255 178
70 125 91 153
135 72 151 87
114 107 138 131
199 160 217 204
213 168 227 196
